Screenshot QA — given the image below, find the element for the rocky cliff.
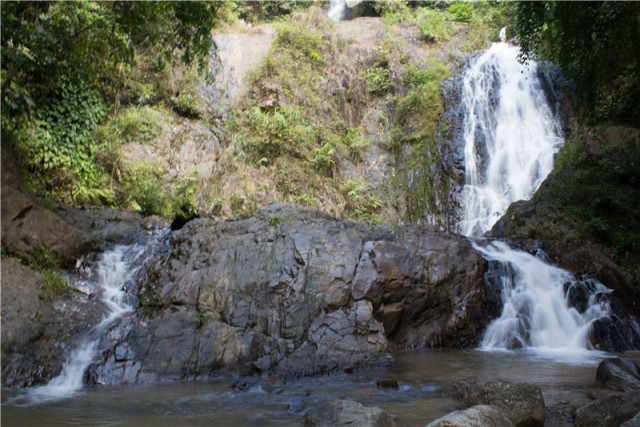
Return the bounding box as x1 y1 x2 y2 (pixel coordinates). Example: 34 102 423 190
86 203 487 385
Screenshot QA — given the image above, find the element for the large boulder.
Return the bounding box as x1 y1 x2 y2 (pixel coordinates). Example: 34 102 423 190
87 203 489 384
574 393 640 427
595 358 640 392
304 399 396 427
447 378 545 427
1 186 92 268
426 405 514 427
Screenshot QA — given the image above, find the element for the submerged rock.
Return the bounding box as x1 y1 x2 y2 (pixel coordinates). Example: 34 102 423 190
426 404 514 427
304 399 396 427
447 378 545 427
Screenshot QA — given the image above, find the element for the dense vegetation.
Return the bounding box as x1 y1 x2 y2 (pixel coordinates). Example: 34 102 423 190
1 1 217 208
508 2 640 278
515 1 640 126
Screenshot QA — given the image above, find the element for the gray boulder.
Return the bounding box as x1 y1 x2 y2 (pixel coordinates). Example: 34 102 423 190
595 357 640 392
304 399 396 427
448 378 545 427
574 393 640 427
426 405 514 427
88 203 489 383
621 411 640 427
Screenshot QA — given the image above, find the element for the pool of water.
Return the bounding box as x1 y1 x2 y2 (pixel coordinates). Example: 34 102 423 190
4 349 636 426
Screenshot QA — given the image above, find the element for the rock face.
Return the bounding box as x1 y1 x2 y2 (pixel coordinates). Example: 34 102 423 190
0 186 92 268
595 358 640 392
87 203 488 384
304 399 396 427
426 405 514 427
574 393 640 427
621 412 640 427
447 378 546 427
1 259 103 386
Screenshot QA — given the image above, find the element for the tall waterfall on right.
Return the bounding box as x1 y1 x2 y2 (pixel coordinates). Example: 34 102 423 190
459 42 563 238
458 42 613 352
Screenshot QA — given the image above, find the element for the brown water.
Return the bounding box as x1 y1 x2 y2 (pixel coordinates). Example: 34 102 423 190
3 349 636 426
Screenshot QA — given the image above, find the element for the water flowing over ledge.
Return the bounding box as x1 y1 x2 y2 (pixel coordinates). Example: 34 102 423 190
12 243 152 406
457 42 612 354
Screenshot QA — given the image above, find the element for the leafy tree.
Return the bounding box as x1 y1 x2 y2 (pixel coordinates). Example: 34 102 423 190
514 1 640 125
1 1 218 204
1 1 218 117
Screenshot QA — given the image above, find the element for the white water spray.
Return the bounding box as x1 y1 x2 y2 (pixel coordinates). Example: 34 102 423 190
26 244 145 404
328 0 347 21
458 42 611 352
459 42 563 237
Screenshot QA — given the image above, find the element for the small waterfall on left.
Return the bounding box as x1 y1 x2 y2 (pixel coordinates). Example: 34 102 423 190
20 244 148 405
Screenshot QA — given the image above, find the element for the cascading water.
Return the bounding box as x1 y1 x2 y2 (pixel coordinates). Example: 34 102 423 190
24 244 147 404
328 0 347 21
459 42 563 237
458 42 612 352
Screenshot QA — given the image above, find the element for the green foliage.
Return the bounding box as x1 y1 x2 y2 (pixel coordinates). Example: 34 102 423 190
230 194 257 217
122 163 170 216
514 2 640 125
225 1 316 24
268 216 282 226
1 1 218 210
313 139 337 175
342 179 382 223
274 23 325 65
366 66 392 95
393 57 450 147
417 8 453 43
169 68 203 118
531 128 640 270
343 127 369 161
98 106 164 144
39 270 69 301
12 78 114 204
447 2 473 22
241 106 318 162
171 93 201 118
375 0 413 24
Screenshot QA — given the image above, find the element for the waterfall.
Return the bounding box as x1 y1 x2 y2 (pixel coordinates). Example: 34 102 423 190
459 42 563 237
328 0 347 21
458 42 612 352
25 244 147 404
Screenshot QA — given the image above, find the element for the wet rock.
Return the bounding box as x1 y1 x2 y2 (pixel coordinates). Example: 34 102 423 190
1 258 103 387
595 358 640 392
88 203 488 384
448 378 545 427
621 411 640 427
303 399 396 427
426 404 514 427
376 379 399 389
574 393 640 427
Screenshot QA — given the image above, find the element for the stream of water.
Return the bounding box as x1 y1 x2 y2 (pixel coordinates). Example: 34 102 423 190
458 42 613 352
11 244 149 406
5 348 630 426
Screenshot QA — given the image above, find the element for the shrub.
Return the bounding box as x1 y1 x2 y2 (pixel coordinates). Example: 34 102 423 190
121 162 170 216
40 270 69 300
366 66 392 95
14 78 112 205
